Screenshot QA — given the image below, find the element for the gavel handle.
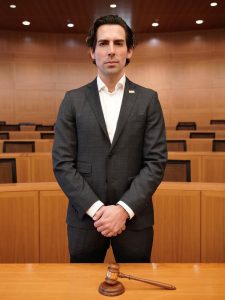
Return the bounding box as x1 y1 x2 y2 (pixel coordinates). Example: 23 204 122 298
118 272 176 290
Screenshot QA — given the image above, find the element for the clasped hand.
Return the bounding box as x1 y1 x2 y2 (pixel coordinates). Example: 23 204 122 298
93 205 129 237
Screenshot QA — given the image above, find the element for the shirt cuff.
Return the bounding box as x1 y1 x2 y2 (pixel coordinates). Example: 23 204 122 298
86 200 104 218
117 201 135 219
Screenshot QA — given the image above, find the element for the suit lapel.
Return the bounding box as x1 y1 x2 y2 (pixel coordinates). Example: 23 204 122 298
86 79 110 141
110 78 137 151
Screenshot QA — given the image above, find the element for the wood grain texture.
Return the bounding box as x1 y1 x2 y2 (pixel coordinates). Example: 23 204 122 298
202 155 225 183
0 263 225 300
168 152 202 181
0 191 39 263
0 182 225 263
1 151 225 183
39 191 69 262
30 154 55 182
0 29 225 125
152 190 201 262
201 191 225 262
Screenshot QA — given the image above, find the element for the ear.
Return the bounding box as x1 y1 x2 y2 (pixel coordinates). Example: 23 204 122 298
90 48 95 60
126 48 133 60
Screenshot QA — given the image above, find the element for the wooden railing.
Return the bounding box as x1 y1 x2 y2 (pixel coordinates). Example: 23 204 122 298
0 182 224 263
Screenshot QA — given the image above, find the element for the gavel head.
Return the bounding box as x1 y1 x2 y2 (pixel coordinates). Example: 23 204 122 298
105 264 120 285
99 264 125 296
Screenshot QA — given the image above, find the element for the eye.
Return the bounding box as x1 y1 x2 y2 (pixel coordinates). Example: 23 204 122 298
115 41 124 46
98 41 107 47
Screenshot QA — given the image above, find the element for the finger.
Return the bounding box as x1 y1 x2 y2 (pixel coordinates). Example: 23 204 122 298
93 209 104 221
96 224 111 233
105 232 115 237
101 230 116 237
101 231 111 237
94 219 105 228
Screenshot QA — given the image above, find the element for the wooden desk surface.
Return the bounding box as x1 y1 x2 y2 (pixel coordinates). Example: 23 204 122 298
0 263 224 299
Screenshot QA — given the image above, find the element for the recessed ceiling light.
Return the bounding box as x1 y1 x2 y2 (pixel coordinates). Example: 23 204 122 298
110 4 117 8
152 22 159 27
67 23 74 28
10 4 16 8
196 20 204 24
210 2 218 6
22 20 30 26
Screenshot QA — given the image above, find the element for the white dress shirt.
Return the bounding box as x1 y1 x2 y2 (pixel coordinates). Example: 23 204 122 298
86 74 134 220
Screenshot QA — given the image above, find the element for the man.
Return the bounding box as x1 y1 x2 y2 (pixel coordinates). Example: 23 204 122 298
52 15 167 263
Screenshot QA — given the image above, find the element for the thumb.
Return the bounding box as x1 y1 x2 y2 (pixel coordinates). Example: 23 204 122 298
93 206 105 221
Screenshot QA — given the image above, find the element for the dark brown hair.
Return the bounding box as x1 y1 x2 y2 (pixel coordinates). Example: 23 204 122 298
86 15 135 65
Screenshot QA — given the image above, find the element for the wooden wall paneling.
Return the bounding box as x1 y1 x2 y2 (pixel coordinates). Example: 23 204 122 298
14 89 57 125
201 191 225 262
0 89 14 123
211 87 225 120
55 62 96 91
152 189 201 262
31 153 55 182
202 154 225 183
0 191 39 263
168 152 202 181
14 62 56 90
0 29 225 124
0 61 14 89
39 190 69 262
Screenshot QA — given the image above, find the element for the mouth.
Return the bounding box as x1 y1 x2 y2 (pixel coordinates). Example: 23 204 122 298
105 61 118 65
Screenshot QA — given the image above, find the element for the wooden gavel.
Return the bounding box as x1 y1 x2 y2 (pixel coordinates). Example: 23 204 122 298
99 264 176 296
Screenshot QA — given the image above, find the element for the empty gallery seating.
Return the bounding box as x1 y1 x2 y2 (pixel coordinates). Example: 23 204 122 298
167 140 187 151
3 141 35 153
176 122 197 130
0 158 17 183
163 159 191 182
0 132 9 140
190 132 215 139
210 120 225 124
40 132 55 139
0 124 20 131
35 125 54 131
212 140 225 152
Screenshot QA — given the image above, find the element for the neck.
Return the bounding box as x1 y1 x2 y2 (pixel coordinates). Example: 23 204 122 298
99 73 124 92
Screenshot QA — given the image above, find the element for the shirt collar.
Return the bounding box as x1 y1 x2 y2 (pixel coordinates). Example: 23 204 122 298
97 74 126 93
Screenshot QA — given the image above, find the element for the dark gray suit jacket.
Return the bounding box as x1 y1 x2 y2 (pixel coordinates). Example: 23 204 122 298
52 77 167 230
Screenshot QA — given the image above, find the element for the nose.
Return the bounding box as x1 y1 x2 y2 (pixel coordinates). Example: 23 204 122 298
108 42 115 56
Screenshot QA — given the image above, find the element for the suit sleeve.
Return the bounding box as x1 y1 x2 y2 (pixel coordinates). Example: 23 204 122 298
52 92 99 219
120 91 167 215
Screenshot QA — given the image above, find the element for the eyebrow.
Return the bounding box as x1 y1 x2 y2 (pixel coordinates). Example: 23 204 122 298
97 39 125 43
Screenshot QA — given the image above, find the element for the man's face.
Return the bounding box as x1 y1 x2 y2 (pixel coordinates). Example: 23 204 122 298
90 24 133 81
